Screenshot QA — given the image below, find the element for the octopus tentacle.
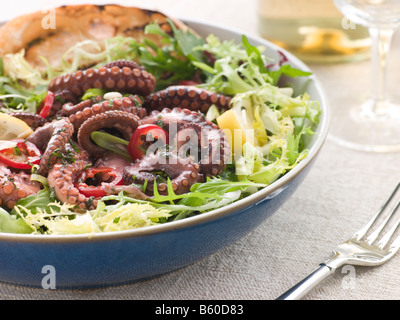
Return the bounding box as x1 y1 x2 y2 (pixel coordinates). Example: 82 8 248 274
102 60 144 70
77 110 141 157
123 151 202 195
48 61 156 102
26 118 74 175
142 107 230 176
8 112 46 129
47 160 97 211
58 96 103 117
45 89 79 118
143 85 231 113
0 164 41 210
69 96 146 132
64 141 91 163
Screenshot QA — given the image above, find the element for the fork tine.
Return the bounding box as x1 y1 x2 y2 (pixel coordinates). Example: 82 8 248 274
367 197 400 245
388 227 400 253
378 201 400 249
355 181 400 242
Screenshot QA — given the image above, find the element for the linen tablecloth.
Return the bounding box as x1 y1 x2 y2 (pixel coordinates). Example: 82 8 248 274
1 0 400 301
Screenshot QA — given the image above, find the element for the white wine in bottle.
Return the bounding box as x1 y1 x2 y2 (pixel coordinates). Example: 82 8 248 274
257 0 371 63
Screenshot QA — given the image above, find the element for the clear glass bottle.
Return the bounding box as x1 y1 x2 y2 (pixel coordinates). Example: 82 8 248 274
257 0 372 63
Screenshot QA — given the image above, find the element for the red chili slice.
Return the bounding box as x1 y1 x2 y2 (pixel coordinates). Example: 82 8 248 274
0 139 41 169
74 167 123 198
38 91 55 118
128 124 169 161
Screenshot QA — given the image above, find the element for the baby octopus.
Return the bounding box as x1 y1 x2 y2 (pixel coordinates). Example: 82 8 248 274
0 59 232 212
141 107 231 177
124 150 203 195
123 107 231 195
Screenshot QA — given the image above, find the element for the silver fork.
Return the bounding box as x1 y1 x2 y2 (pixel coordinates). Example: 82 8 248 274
277 181 400 300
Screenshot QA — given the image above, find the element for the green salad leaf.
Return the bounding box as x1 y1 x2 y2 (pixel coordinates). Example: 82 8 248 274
10 187 58 216
194 35 312 95
136 20 205 90
0 207 33 234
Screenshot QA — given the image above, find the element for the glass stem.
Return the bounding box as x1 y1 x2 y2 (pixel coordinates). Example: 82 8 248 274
367 26 394 115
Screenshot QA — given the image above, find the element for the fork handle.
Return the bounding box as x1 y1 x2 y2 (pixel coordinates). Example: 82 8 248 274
276 263 334 300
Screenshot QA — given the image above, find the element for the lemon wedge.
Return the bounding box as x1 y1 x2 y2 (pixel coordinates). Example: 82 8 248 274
0 113 33 140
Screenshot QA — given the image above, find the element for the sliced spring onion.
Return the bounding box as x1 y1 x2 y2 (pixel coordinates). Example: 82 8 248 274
90 131 131 160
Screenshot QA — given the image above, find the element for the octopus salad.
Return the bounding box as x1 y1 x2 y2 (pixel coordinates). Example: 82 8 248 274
0 6 320 234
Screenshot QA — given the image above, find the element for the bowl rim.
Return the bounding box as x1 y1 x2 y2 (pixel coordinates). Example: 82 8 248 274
0 17 330 243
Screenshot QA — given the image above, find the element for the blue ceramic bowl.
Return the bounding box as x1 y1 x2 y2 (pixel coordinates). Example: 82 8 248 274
0 19 330 288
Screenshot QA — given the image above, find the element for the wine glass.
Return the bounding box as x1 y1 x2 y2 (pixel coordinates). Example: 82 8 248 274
331 0 400 152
